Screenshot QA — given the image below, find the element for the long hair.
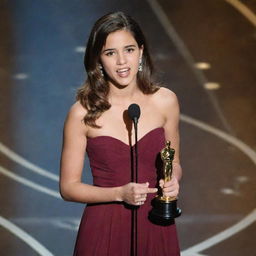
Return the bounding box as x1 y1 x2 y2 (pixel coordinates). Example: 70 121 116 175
77 11 159 128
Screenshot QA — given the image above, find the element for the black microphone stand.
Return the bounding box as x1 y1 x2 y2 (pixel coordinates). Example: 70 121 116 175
128 104 140 256
134 117 139 183
133 117 138 256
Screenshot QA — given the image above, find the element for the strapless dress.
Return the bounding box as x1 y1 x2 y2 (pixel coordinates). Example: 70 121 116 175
73 127 180 256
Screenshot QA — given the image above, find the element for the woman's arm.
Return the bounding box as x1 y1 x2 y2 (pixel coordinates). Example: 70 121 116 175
59 102 157 205
156 88 182 197
60 102 120 203
163 90 182 181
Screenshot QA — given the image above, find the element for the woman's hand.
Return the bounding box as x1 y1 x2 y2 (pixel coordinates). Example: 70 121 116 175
159 176 179 198
118 182 157 206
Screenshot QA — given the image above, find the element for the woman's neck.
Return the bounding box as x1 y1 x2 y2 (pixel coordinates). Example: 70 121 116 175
108 83 142 105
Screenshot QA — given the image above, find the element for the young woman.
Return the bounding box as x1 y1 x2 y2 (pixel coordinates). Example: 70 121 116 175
60 11 182 256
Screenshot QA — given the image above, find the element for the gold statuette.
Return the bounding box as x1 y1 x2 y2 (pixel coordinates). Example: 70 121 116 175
160 141 176 202
149 141 181 226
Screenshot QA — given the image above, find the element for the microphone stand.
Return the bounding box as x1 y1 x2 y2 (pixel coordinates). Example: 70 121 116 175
134 117 139 184
128 103 140 256
133 118 138 256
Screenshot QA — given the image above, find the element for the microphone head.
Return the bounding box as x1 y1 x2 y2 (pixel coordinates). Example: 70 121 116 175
128 104 141 122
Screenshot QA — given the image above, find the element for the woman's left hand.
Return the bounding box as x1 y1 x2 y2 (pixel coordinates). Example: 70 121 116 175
159 176 179 198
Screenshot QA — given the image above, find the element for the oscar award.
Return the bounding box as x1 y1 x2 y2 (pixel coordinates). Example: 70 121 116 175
149 141 181 226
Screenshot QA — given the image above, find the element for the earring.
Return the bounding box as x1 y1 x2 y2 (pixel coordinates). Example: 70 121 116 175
138 58 143 72
99 64 104 77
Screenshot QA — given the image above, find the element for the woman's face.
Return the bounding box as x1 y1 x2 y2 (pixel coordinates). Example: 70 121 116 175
100 29 143 88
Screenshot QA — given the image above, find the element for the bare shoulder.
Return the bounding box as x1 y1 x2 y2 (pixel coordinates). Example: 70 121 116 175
68 101 87 120
65 101 88 134
152 87 179 109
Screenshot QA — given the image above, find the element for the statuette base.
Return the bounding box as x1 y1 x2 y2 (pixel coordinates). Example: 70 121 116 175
149 198 181 226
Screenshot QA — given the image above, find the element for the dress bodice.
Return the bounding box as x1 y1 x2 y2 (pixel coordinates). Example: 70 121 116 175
86 127 166 187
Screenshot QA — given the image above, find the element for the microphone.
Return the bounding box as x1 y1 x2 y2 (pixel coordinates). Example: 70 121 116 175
128 103 141 125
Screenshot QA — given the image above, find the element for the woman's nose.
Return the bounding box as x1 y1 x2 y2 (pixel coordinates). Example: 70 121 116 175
117 53 126 65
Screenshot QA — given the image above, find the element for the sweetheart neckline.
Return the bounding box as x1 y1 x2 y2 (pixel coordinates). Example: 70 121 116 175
87 127 164 147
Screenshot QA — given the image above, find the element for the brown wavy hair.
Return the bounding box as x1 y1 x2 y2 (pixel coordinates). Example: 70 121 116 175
77 11 159 128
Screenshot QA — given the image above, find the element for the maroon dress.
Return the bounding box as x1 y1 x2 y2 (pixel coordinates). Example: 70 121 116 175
73 127 180 256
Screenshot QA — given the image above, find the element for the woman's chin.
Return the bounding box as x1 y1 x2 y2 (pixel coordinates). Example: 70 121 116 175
108 76 137 89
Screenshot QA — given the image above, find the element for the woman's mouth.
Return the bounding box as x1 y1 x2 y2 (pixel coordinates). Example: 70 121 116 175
116 68 130 78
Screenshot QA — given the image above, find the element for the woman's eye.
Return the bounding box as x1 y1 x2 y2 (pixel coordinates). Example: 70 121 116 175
126 48 135 53
105 51 115 56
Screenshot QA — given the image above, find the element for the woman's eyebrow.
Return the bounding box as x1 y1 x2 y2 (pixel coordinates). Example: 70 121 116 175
102 44 137 53
102 48 115 53
124 44 137 48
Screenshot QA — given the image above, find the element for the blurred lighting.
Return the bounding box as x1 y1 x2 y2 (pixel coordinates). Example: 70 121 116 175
13 73 29 80
74 46 86 53
195 62 211 70
204 82 221 90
